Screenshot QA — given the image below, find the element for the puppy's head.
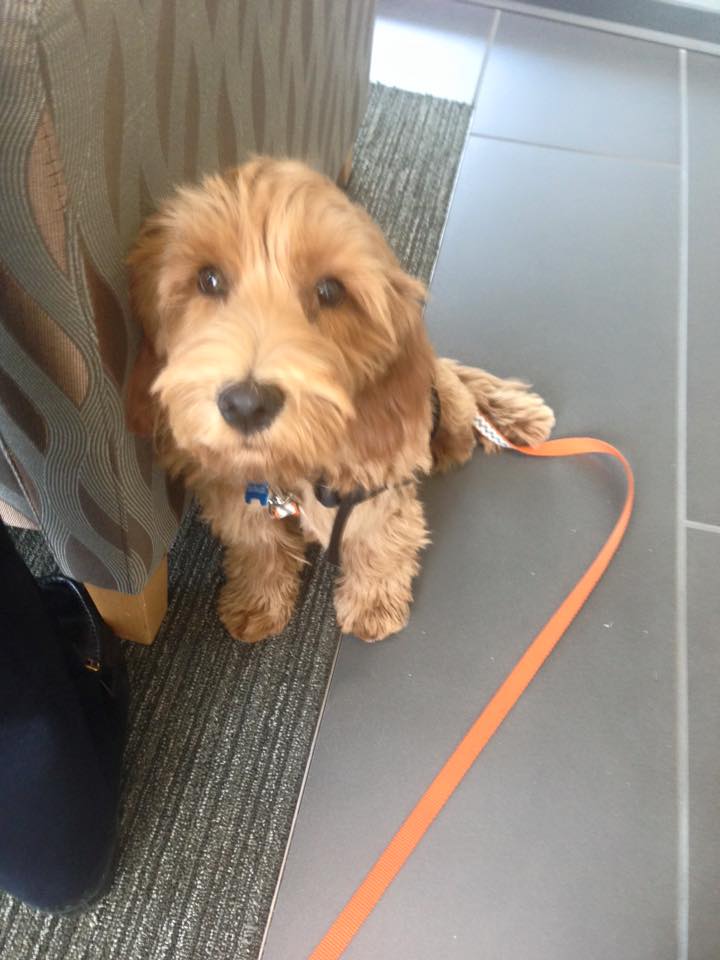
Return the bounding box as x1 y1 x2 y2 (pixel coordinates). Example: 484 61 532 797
127 157 434 485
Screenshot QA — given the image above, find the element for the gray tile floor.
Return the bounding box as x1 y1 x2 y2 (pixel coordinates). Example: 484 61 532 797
262 5 720 959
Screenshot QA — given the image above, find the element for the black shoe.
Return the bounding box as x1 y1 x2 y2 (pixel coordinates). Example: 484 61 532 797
0 527 129 914
39 577 129 800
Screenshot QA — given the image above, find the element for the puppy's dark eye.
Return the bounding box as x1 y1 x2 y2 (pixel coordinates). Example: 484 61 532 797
197 266 227 297
316 277 345 307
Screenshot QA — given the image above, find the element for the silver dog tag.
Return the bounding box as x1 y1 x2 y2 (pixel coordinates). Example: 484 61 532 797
267 490 301 519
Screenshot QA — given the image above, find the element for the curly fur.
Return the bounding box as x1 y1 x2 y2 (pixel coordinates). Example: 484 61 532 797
126 157 554 643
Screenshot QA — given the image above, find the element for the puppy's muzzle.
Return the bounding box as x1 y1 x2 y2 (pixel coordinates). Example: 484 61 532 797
217 379 285 435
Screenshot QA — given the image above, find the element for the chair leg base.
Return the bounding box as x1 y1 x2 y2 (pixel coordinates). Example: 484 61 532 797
85 556 168 645
337 148 353 188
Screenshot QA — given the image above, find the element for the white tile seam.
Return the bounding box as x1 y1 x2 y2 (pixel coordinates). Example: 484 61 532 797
685 519 720 535
428 7 501 289
676 45 690 960
455 0 720 57
472 7 501 105
469 131 680 167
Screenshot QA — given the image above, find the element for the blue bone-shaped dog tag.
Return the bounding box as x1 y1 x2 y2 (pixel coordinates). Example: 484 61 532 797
245 483 269 506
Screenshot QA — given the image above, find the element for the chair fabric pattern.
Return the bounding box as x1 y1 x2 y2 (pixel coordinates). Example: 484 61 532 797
0 0 374 591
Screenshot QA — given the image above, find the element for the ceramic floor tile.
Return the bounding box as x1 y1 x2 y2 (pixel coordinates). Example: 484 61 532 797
371 0 496 102
262 137 680 960
686 52 720 527
471 12 680 162
687 528 720 960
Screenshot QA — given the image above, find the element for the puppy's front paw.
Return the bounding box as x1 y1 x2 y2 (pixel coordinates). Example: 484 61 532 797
218 584 292 644
336 591 411 643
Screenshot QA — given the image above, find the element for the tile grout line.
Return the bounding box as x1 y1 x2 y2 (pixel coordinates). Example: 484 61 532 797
427 7 501 289
455 0 720 58
685 519 720 535
471 7 501 106
676 45 690 960
469 131 680 168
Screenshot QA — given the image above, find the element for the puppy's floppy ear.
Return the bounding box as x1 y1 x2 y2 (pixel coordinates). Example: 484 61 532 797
126 215 169 344
388 270 427 320
125 216 168 436
126 335 161 436
345 270 435 467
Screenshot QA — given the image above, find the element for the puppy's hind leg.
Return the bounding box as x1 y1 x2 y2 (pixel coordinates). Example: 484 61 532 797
434 358 555 460
430 357 483 472
218 510 305 644
454 360 555 450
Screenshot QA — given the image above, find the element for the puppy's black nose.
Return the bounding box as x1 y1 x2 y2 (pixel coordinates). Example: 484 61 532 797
217 380 285 435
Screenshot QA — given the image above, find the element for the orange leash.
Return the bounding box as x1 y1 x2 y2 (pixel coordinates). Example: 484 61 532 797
308 419 634 960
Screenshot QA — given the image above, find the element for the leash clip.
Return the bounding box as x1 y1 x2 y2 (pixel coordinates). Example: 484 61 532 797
473 413 513 450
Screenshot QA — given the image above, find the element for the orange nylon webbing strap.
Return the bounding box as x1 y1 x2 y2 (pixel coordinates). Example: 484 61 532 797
309 425 634 960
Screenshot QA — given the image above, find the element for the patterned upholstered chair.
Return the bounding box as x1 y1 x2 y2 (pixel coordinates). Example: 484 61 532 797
0 0 374 642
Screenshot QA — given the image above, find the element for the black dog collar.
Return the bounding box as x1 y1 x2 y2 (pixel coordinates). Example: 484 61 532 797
243 387 441 569
315 386 441 568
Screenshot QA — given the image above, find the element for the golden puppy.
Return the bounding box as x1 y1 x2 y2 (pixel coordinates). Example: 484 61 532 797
126 157 554 643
